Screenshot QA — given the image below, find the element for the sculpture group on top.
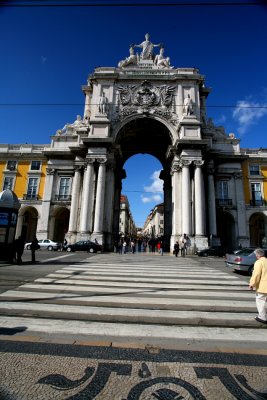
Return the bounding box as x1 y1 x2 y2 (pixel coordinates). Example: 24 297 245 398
118 34 173 69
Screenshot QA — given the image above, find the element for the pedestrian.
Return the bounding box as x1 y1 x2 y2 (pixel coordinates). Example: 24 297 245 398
180 233 188 257
14 236 24 265
30 237 40 263
117 240 122 254
249 248 267 324
157 241 163 256
130 240 136 254
173 241 179 257
61 238 68 251
122 240 127 254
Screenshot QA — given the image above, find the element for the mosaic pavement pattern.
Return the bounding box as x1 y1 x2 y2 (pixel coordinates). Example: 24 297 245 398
0 342 267 400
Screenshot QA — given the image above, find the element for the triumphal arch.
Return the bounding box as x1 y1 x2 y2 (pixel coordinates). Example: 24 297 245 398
45 34 246 252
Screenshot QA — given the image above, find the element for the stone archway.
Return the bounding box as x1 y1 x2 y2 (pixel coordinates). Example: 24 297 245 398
249 213 267 247
113 117 173 249
217 210 236 252
52 207 70 242
17 206 38 242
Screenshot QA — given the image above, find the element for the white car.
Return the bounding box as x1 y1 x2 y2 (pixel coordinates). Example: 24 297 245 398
25 239 61 251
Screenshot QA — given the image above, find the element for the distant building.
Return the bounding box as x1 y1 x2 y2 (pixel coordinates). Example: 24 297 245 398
119 194 136 238
143 203 164 239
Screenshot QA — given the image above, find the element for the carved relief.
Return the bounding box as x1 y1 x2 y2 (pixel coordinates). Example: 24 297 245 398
116 80 177 124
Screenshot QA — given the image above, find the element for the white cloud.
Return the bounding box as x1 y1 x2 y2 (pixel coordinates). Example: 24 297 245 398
144 170 163 193
141 194 162 204
233 97 267 135
141 170 163 204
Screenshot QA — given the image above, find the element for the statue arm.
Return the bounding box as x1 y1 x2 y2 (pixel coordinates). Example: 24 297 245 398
133 43 142 49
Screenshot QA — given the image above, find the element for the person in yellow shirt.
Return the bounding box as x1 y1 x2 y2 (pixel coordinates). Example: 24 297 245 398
249 248 267 324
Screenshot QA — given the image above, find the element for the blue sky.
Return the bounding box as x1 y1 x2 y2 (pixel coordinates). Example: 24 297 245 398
1 1 267 227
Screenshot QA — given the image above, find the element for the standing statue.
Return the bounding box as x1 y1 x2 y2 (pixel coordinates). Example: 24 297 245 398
118 45 138 68
183 94 194 116
98 92 109 114
154 47 172 68
133 33 162 60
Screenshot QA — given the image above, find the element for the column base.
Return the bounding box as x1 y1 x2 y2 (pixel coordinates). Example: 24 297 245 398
91 233 104 246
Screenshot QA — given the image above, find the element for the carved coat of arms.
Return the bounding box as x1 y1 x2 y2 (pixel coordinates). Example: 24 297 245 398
116 81 178 125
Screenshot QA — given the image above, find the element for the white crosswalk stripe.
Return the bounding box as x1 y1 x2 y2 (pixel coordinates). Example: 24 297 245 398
0 253 266 348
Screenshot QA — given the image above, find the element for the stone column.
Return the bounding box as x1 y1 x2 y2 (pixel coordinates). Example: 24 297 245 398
68 166 82 233
181 160 191 235
103 159 116 249
207 162 217 237
234 172 248 245
80 160 95 234
15 212 24 238
194 160 205 236
93 159 106 234
171 160 182 237
38 168 55 239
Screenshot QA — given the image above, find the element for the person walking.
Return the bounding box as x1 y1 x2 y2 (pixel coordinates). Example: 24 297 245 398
14 236 24 265
157 241 163 256
30 237 40 264
173 241 180 257
180 234 187 257
249 248 267 324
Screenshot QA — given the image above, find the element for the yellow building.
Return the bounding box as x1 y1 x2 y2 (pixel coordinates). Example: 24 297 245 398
242 148 267 247
0 144 49 242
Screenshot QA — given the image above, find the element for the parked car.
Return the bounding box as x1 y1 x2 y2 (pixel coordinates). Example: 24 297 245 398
196 246 225 257
66 240 102 253
25 239 61 251
225 247 267 275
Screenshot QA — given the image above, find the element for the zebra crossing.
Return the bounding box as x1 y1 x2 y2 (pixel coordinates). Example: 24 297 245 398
0 253 266 349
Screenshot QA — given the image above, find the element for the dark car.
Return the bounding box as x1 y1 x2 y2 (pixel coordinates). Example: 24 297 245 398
66 240 102 253
196 246 225 257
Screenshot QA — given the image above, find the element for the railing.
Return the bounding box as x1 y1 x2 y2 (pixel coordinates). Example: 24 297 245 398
54 195 72 201
250 199 267 207
216 198 233 206
23 194 39 200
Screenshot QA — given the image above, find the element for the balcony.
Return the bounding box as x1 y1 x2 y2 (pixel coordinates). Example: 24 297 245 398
23 194 39 201
250 199 267 207
54 194 72 202
216 198 233 206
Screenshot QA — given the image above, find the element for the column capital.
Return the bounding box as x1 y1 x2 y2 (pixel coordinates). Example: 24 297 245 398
171 160 182 174
181 159 192 167
85 157 95 165
74 165 83 172
207 161 215 174
194 160 204 167
46 168 55 176
97 158 107 165
233 171 243 180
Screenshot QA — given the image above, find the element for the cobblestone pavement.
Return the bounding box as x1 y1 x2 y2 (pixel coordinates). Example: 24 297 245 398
0 253 267 399
1 340 267 399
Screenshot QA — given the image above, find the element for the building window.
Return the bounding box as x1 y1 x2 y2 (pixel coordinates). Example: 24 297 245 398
217 181 228 199
6 161 17 171
251 182 262 205
59 177 71 200
249 165 260 176
26 177 38 199
31 161 41 171
3 176 14 190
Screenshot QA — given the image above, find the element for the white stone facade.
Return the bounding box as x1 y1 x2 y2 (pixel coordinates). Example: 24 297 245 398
2 35 266 253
